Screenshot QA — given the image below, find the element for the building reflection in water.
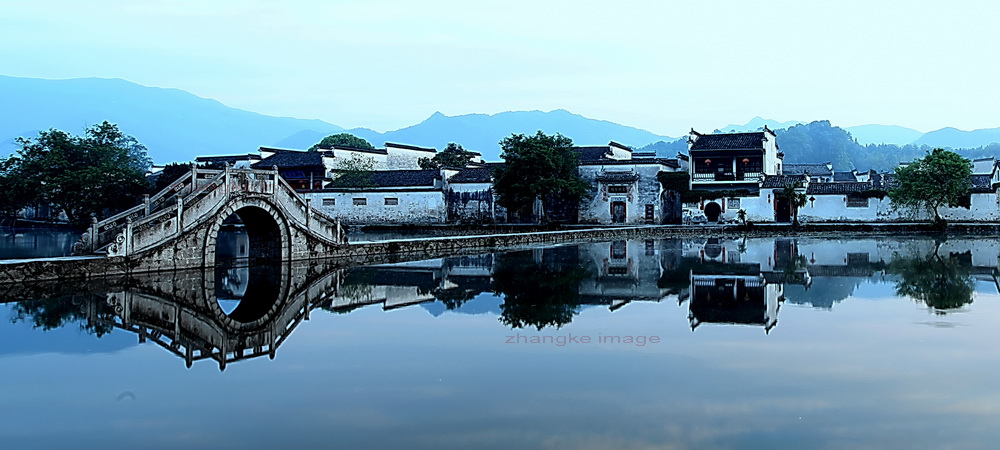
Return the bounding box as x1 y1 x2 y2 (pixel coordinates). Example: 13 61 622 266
4 236 999 368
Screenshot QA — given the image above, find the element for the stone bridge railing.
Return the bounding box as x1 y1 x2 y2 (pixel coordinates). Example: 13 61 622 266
73 166 346 258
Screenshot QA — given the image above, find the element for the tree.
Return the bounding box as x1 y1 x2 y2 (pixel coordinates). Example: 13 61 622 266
889 148 972 225
0 156 32 219
418 142 477 169
493 131 591 223
328 154 377 188
10 122 151 227
778 181 808 226
309 133 375 151
736 209 748 225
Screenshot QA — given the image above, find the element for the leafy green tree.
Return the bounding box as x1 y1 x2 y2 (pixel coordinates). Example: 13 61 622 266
11 122 151 227
888 148 971 225
493 131 591 223
328 154 377 188
778 181 808 226
736 209 747 225
418 143 477 169
309 133 375 151
0 156 33 219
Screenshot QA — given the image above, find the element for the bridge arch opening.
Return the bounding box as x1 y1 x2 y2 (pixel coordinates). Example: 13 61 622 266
213 205 286 324
216 206 284 264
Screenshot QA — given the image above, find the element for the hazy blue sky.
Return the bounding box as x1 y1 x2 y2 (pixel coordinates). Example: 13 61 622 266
2 0 997 136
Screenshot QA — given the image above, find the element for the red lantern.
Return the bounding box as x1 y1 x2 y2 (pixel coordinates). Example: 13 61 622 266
704 159 712 165
742 158 750 164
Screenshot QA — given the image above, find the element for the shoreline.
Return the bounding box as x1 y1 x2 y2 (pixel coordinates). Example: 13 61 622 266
3 222 1000 284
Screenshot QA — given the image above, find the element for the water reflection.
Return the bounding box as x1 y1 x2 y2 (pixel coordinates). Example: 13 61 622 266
888 243 976 312
0 227 80 258
3 235 999 369
3 259 339 370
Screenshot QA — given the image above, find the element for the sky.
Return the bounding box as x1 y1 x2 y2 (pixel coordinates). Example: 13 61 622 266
2 0 999 136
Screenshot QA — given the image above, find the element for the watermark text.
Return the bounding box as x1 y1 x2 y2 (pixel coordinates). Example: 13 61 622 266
504 333 660 347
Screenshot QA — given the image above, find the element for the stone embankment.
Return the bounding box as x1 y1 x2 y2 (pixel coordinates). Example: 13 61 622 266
3 222 1000 284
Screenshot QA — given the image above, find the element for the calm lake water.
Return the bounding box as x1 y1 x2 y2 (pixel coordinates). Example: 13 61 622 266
0 227 79 258
3 235 1000 448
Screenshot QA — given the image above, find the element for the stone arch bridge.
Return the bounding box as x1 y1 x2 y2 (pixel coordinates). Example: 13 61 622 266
73 166 346 272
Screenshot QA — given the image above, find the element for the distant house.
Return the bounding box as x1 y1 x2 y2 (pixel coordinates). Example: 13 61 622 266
195 153 261 169
251 148 331 190
304 169 449 225
784 163 834 183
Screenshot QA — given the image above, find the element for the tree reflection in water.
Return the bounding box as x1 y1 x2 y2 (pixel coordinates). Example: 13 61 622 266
491 247 590 330
11 294 115 337
888 243 975 313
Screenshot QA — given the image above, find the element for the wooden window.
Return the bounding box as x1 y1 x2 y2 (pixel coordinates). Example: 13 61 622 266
846 195 868 208
353 198 367 206
322 198 335 206
384 198 399 206
727 198 741 209
608 185 628 194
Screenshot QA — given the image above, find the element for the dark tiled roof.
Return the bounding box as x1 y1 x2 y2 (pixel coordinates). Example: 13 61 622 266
196 154 260 164
970 174 993 193
595 171 639 182
806 182 873 195
861 173 993 193
363 169 441 188
574 146 612 161
328 145 388 155
259 146 304 153
608 141 632 151
834 171 858 182
449 166 496 183
761 174 807 188
690 132 765 150
784 163 832 176
578 158 678 167
385 142 436 153
252 150 324 169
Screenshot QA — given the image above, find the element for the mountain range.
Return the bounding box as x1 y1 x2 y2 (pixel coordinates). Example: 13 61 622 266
3 75 1000 164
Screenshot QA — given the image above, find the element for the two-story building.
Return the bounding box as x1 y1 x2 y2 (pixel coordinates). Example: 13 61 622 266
685 126 782 222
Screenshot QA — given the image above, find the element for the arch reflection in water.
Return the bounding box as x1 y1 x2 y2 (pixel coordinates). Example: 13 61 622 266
88 259 338 370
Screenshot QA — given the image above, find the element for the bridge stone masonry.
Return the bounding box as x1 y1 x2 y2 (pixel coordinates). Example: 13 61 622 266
71 165 347 272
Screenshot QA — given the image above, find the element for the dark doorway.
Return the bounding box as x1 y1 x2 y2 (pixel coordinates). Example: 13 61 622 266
775 197 791 223
704 202 722 222
611 202 626 223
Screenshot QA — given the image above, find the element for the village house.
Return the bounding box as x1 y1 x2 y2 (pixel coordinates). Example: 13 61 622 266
188 127 1000 226
684 126 782 223
576 141 685 225
304 169 450 225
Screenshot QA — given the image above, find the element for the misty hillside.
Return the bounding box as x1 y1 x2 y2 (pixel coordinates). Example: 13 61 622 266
0 75 343 163
278 110 673 161
4 75 1000 169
